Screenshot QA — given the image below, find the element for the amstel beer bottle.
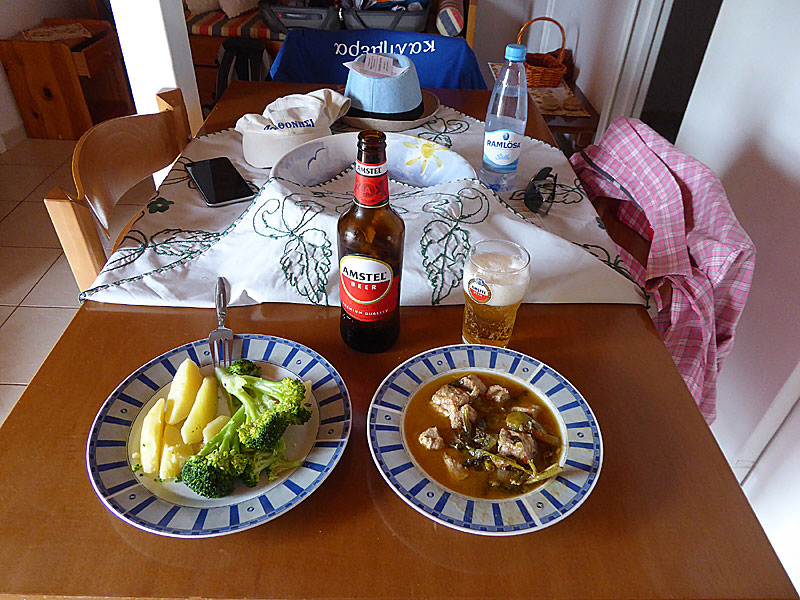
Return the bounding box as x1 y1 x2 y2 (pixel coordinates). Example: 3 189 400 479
337 130 405 353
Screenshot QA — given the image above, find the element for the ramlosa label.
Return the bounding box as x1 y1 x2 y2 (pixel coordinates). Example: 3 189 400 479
482 129 523 171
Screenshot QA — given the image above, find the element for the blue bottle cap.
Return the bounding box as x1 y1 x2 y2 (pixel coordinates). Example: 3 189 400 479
505 44 527 62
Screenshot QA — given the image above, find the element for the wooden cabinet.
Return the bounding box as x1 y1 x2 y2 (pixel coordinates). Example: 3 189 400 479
0 19 134 140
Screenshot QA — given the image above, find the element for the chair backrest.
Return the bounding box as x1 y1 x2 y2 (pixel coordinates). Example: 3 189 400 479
214 37 272 110
269 28 487 90
44 88 191 292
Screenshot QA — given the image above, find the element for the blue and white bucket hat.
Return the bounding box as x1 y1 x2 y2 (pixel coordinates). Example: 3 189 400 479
342 53 440 132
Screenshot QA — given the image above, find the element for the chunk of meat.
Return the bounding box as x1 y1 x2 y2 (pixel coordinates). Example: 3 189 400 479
455 375 487 400
443 453 469 480
431 384 470 418
449 404 477 430
497 428 537 464
418 427 444 450
486 384 511 404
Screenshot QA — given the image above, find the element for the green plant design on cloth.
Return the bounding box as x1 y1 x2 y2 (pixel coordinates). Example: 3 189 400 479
104 227 222 273
253 193 332 306
417 116 470 148
416 185 491 304
160 157 196 189
147 197 174 213
577 243 648 303
509 176 586 209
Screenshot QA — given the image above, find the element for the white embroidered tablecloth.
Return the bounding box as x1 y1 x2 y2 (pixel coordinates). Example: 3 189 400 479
80 105 645 308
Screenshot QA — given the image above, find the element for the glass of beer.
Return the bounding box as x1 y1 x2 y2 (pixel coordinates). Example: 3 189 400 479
461 239 530 347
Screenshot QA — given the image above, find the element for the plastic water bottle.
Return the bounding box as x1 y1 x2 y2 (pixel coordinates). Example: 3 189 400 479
479 43 529 192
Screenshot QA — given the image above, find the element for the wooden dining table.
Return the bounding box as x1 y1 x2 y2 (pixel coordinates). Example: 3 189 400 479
0 81 795 600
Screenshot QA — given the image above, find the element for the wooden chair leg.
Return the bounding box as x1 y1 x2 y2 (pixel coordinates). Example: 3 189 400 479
44 187 107 292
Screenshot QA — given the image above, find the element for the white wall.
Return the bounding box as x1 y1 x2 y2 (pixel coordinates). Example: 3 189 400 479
537 0 636 122
472 0 653 142
676 0 800 588
472 0 533 85
743 400 800 590
0 0 88 142
110 0 202 134
474 0 637 110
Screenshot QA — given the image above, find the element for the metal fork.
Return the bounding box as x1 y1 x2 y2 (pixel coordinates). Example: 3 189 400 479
208 277 234 368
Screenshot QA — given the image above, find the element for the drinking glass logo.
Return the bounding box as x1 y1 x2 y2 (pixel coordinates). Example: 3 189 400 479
468 277 492 304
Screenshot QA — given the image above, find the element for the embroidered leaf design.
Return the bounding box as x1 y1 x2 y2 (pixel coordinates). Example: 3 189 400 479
104 228 148 272
417 116 470 148
150 229 221 258
147 197 174 213
160 157 195 189
252 192 332 305
422 185 490 223
509 177 586 208
280 229 332 305
418 186 490 304
102 228 221 273
421 220 471 305
577 242 647 301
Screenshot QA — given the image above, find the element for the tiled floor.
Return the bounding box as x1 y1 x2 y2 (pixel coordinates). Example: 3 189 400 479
0 137 154 427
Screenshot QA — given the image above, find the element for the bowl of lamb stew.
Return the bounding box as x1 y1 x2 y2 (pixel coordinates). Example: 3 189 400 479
402 369 568 500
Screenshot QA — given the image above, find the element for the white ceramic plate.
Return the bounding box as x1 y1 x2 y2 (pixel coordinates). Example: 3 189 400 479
271 131 476 187
367 344 602 536
86 334 351 538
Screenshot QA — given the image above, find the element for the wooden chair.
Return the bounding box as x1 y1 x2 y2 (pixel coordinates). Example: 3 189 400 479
44 88 191 291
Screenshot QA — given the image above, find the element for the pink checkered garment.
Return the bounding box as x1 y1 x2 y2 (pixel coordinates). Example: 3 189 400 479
569 118 755 423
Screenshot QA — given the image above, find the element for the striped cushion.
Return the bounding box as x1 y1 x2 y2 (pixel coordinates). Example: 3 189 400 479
435 0 464 37
186 9 284 40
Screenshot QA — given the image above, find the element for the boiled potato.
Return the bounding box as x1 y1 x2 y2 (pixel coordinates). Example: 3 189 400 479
164 358 203 425
139 397 165 475
159 424 195 480
202 414 230 444
181 376 219 444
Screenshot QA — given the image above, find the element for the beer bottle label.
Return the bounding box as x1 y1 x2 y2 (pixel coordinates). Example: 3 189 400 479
354 159 389 208
339 255 399 322
467 277 492 304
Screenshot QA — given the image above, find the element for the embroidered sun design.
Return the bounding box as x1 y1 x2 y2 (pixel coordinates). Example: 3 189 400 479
403 139 447 174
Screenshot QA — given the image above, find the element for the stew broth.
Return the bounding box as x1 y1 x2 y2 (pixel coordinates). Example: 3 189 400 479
404 370 564 500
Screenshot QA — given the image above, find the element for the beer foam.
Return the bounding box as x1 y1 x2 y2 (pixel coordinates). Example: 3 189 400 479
463 251 528 306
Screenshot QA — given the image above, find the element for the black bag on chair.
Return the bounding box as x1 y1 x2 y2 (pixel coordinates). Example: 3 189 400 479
211 38 272 110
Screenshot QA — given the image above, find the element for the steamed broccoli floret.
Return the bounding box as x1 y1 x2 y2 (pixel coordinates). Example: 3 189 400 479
229 359 262 377
180 407 247 498
243 375 311 425
214 368 311 452
239 440 303 488
222 360 261 413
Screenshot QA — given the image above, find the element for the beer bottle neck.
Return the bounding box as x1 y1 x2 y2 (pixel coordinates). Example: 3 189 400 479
353 156 389 209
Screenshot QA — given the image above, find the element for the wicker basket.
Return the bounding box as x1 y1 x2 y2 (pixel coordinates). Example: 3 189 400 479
516 17 567 88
